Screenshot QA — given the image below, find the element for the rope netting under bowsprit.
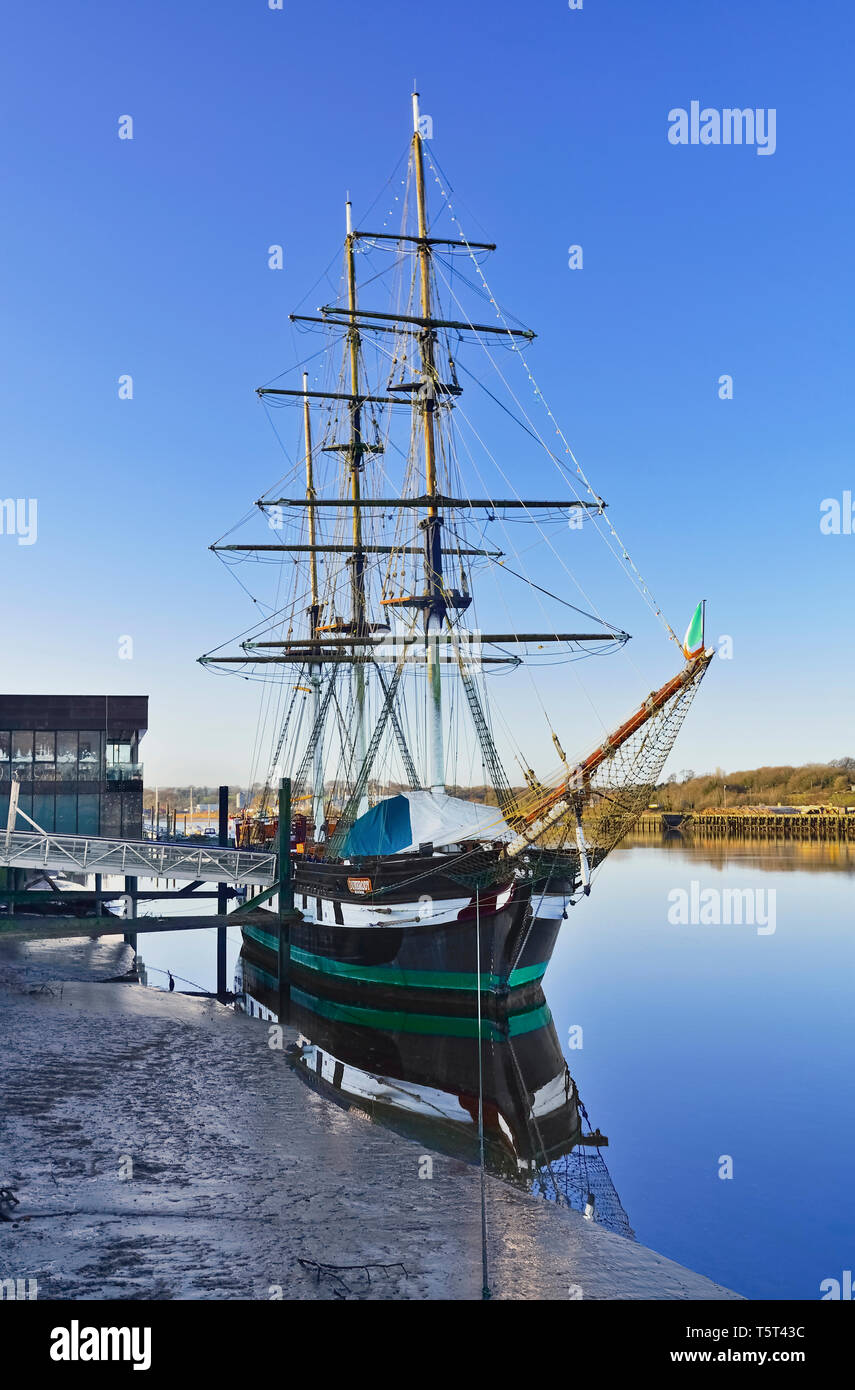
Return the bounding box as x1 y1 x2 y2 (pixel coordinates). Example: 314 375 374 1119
532 1148 636 1240
581 660 709 860
446 847 582 892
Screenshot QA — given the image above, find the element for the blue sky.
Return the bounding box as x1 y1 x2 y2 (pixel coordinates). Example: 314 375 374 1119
1 0 852 786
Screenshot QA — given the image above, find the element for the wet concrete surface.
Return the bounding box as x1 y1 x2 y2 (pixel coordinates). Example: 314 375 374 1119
0 936 742 1300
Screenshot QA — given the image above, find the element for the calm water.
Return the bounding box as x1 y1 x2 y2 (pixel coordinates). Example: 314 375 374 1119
135 835 854 1299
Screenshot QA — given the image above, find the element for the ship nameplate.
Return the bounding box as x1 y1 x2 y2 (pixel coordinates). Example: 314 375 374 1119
347 876 373 895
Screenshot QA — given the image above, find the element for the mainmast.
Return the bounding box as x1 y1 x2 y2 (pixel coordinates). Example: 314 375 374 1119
344 198 369 811
412 90 445 794
302 372 325 835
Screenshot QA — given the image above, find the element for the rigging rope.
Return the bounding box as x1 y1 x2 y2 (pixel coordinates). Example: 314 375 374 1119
424 150 681 649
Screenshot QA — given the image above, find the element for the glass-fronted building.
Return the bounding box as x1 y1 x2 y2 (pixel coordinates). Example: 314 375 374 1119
0 695 148 838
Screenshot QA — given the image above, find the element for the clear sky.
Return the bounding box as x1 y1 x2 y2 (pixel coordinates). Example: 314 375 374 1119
1 0 852 787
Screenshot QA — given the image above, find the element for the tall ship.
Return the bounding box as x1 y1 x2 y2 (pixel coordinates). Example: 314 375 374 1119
202 94 712 1004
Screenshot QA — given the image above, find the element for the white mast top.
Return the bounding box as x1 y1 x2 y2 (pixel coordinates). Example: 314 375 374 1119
345 197 353 235
412 90 420 134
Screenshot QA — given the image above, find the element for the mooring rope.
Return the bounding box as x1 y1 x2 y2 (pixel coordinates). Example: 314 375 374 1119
142 963 212 995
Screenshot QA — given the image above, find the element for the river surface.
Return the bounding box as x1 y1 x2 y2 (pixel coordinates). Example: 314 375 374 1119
133 834 854 1300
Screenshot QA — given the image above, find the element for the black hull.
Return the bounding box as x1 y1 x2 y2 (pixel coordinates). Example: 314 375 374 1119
241 849 570 1005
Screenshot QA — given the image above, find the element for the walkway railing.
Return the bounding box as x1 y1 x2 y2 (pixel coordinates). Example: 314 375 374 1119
0 830 278 886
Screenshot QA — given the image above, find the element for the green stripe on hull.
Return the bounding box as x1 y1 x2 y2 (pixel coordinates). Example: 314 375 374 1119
244 924 279 953
290 985 552 1039
242 927 548 992
292 946 548 992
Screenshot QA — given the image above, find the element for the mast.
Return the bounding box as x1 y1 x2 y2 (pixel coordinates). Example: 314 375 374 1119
302 372 325 835
303 371 320 635
345 198 369 812
412 90 445 794
200 93 643 839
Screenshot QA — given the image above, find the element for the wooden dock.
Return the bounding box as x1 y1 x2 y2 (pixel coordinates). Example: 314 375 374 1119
632 809 855 840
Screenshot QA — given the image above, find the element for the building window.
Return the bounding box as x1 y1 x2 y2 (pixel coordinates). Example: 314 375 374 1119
78 733 102 777
56 732 78 781
12 731 33 767
55 794 77 834
34 730 57 782
106 741 140 781
34 731 55 762
0 732 9 763
77 794 100 836
33 793 55 832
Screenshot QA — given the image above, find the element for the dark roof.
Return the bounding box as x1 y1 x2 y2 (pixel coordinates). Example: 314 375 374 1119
0 696 148 736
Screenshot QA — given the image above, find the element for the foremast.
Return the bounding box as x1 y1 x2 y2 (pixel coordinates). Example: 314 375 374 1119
301 373 325 835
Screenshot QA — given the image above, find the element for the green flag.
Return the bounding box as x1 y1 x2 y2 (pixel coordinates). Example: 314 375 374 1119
682 602 705 658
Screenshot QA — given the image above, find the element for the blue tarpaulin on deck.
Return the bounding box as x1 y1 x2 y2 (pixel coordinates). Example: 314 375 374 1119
340 794 413 857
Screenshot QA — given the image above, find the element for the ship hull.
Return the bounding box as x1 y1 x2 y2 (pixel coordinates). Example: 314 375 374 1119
240 850 571 1008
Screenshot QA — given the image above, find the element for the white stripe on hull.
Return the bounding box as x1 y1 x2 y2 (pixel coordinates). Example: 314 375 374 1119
292 888 568 931
295 890 471 929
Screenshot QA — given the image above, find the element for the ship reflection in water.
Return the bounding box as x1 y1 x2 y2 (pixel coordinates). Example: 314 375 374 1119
236 948 634 1240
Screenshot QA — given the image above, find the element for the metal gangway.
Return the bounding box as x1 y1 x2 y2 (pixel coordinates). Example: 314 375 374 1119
0 828 278 888
0 783 291 999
